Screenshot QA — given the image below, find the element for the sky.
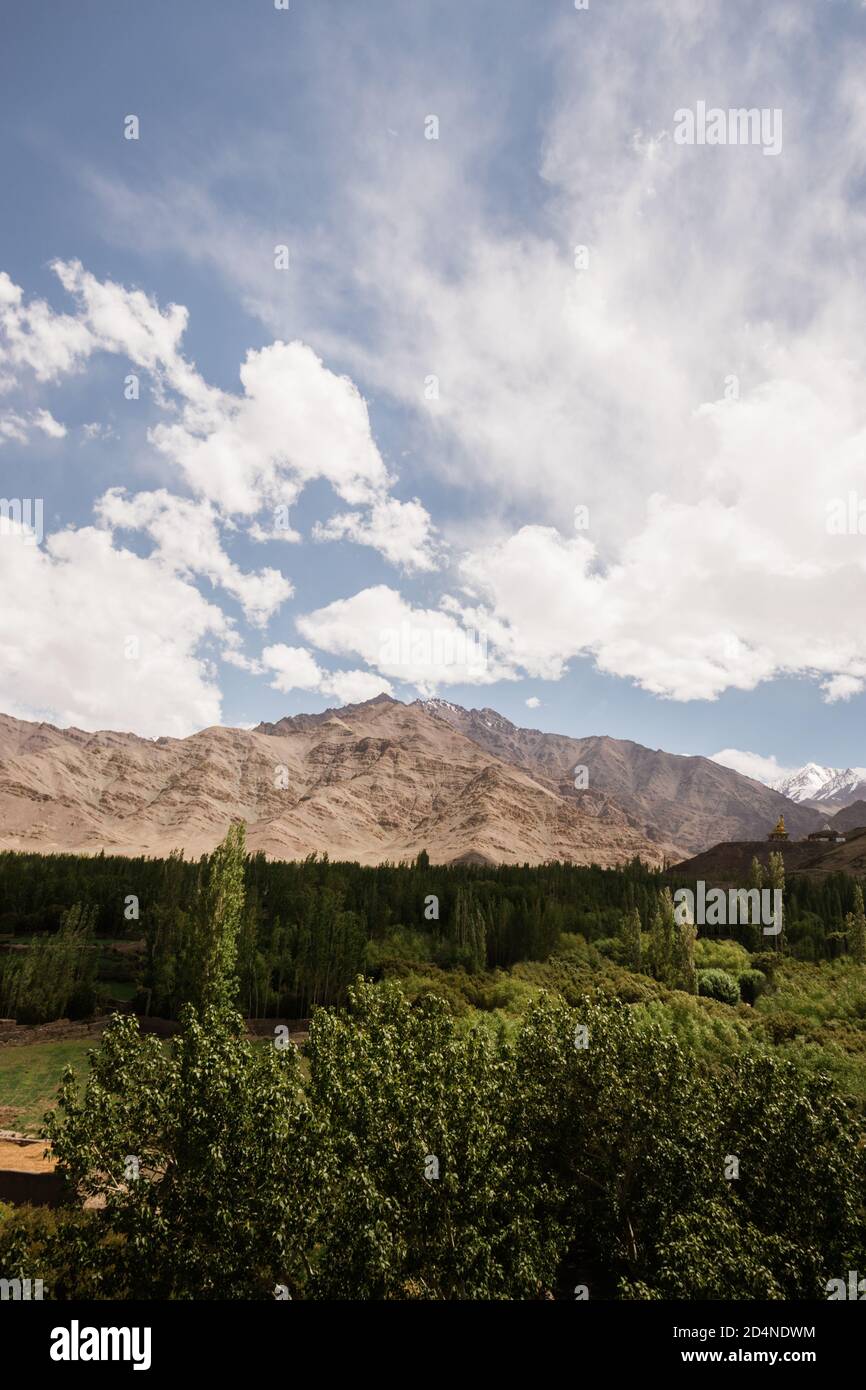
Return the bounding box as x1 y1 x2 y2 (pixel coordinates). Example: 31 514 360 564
2 0 866 781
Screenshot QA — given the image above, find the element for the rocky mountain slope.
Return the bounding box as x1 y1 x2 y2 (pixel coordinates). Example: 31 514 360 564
0 699 658 866
0 696 824 865
830 800 866 832
418 701 823 854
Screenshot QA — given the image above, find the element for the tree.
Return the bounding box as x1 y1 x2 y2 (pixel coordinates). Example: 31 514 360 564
618 906 642 972
191 822 246 1012
747 856 766 950
445 889 487 972
0 903 96 1023
697 968 740 1006
647 891 674 985
767 851 786 952
306 980 561 1298
846 884 866 964
45 1008 316 1298
44 823 317 1299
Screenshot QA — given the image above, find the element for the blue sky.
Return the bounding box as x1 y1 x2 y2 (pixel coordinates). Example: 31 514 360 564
2 0 866 780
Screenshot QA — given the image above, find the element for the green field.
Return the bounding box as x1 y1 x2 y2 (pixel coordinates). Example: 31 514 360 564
0 1040 95 1135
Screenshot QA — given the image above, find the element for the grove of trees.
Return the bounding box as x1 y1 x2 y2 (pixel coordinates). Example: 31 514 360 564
1 826 864 1301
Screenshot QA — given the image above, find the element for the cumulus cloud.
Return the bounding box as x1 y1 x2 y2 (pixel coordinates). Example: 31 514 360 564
261 642 393 705
96 487 292 627
525 696 541 709
0 270 94 391
313 496 440 573
0 525 228 736
297 584 511 693
1 260 434 572
821 675 865 703
453 494 866 701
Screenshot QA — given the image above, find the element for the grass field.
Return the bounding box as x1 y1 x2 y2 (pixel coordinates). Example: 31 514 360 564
0 1040 94 1135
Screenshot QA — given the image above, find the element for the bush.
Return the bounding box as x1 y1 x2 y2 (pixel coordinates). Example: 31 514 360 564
739 969 767 1006
695 938 751 975
66 982 97 1019
697 969 740 1006
750 951 780 980
762 1010 806 1044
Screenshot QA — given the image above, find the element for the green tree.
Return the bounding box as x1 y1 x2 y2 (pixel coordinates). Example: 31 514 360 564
46 1008 316 1298
306 980 561 1298
192 822 246 1012
0 903 96 1023
618 906 642 972
44 823 317 1298
846 884 866 964
649 888 694 990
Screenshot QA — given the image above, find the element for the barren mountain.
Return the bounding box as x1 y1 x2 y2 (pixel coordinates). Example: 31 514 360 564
0 699 659 867
417 700 823 854
830 800 866 833
0 696 823 865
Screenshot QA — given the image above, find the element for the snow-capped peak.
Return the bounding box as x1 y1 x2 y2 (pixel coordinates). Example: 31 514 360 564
773 763 835 800
774 763 866 805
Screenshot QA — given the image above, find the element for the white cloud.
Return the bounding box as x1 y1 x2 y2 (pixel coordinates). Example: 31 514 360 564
0 408 66 445
453 493 866 701
148 338 391 517
321 668 394 705
525 696 541 709
261 644 324 693
313 495 440 573
0 525 227 736
297 584 510 693
821 674 865 704
0 412 28 444
2 260 431 573
709 749 795 786
260 642 393 705
96 487 292 627
32 409 66 439
0 270 95 392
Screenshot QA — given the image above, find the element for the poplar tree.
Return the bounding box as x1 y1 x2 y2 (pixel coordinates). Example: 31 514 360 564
768 851 786 952
619 906 642 972
846 884 866 964
192 821 246 1013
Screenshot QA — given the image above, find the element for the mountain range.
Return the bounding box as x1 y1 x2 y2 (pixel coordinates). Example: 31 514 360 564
0 695 831 866
772 763 866 811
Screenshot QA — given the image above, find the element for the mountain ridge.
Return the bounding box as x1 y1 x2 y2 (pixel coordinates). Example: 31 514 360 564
0 697 825 865
773 762 866 810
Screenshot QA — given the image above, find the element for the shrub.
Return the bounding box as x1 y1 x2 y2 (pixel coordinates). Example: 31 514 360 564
697 969 740 1006
739 969 767 1005
695 938 751 975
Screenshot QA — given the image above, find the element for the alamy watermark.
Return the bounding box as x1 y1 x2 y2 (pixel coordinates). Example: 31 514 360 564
674 102 782 157
1 1276 44 1300
0 497 43 544
674 881 782 935
826 493 866 535
378 623 488 678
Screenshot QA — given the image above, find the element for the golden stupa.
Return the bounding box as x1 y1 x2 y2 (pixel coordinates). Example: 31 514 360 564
767 814 789 841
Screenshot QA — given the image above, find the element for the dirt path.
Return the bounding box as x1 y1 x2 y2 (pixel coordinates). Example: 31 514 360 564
0 1138 55 1172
